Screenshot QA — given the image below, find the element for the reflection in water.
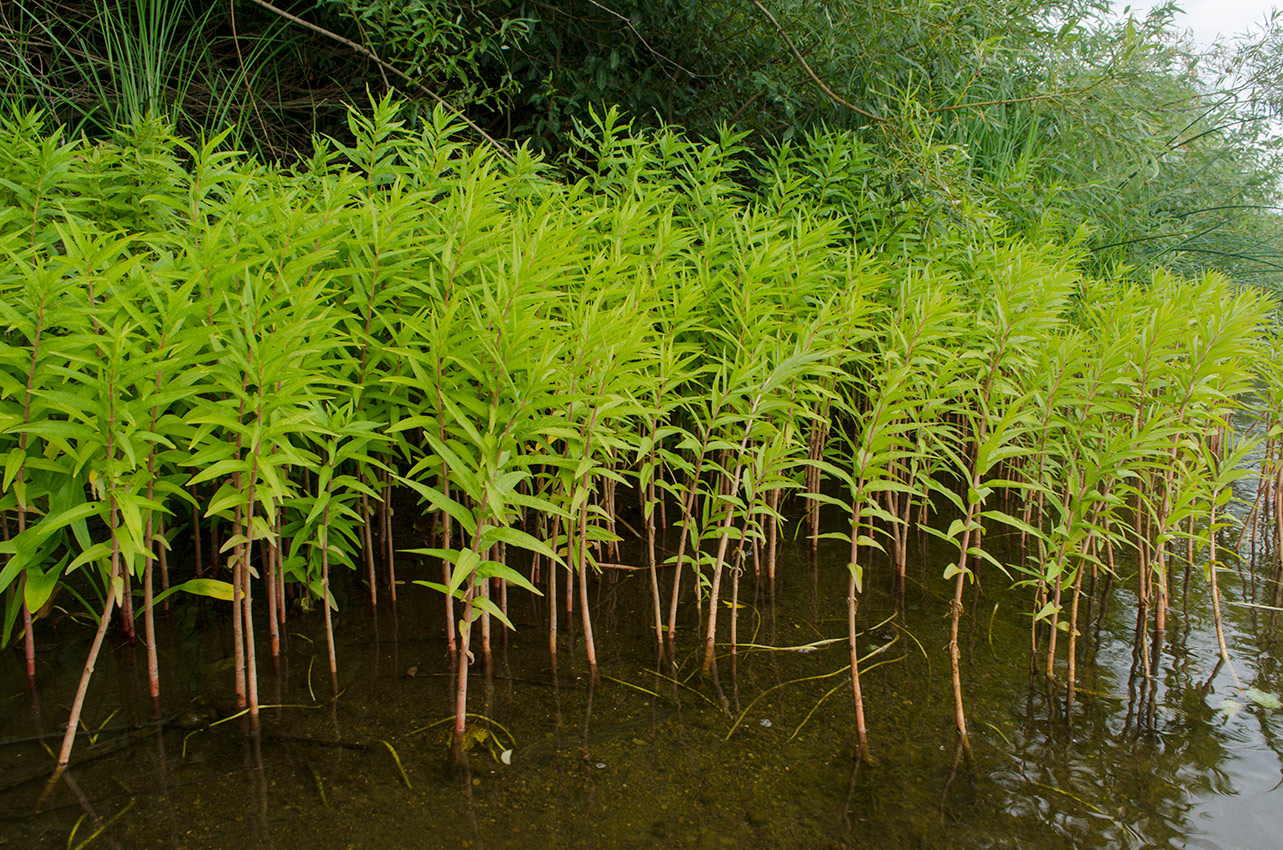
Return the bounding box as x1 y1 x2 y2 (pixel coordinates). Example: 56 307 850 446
150 718 179 848
2 521 1283 849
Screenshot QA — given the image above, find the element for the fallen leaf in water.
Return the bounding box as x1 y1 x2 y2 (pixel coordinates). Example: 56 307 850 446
1243 687 1282 710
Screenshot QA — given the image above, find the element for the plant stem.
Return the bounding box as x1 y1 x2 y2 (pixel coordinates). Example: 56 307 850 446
50 500 123 782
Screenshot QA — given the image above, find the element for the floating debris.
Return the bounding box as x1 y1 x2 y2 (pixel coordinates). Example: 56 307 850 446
1243 688 1282 710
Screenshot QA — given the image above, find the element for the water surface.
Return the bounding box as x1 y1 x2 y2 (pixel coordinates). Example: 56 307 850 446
2 525 1282 849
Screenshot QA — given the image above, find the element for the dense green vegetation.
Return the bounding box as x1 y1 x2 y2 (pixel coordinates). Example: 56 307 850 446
1 93 1281 791
4 1 1283 281
3 1 1283 813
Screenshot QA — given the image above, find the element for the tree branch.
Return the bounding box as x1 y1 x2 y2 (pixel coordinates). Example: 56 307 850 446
581 0 702 79
243 0 514 161
928 76 1115 116
748 0 886 123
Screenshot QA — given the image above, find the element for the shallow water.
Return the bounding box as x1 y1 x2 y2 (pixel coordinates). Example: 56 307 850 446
3 520 1282 849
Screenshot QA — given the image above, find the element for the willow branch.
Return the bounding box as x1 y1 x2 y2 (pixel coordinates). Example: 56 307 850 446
748 0 886 123
728 91 765 124
582 0 702 78
230 0 274 145
928 77 1114 115
929 91 1076 113
243 0 514 161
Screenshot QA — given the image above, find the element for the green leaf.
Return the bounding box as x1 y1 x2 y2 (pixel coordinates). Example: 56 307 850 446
448 548 481 596
471 594 514 630
474 560 540 595
151 578 237 607
205 482 246 518
399 478 477 536
24 557 66 612
3 448 24 491
981 509 1043 540
1032 601 1059 623
31 501 105 543
479 525 562 566
412 579 455 598
67 541 114 573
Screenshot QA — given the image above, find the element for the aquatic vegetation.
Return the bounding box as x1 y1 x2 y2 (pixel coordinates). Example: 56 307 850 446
0 98 1280 796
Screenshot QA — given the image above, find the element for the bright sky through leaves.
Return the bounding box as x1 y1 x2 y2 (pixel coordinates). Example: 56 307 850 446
1124 0 1279 47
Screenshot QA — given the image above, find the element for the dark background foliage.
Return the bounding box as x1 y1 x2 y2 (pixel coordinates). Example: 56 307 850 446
2 0 1281 283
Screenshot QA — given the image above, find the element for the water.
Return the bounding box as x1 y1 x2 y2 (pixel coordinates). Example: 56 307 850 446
3 523 1282 849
